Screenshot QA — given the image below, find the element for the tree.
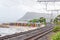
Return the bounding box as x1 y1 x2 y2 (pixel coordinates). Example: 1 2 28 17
28 17 46 26
54 15 60 24
54 17 58 24
28 19 38 27
57 15 60 17
39 17 46 24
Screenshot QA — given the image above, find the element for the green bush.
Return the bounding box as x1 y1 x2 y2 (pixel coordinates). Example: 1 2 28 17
27 24 31 26
51 32 60 40
57 22 60 25
53 25 60 32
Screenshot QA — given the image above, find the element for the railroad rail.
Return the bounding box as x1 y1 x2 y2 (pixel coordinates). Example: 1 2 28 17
25 25 53 40
0 23 54 40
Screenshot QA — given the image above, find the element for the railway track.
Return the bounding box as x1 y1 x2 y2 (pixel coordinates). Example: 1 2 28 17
25 24 54 40
0 23 54 40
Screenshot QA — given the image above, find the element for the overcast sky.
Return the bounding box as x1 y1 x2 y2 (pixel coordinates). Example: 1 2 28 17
0 0 60 23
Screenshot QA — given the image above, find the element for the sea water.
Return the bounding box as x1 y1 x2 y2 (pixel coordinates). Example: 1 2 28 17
0 27 38 37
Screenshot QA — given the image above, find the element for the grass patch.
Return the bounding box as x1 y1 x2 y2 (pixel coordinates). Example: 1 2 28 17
51 32 60 40
53 25 60 32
